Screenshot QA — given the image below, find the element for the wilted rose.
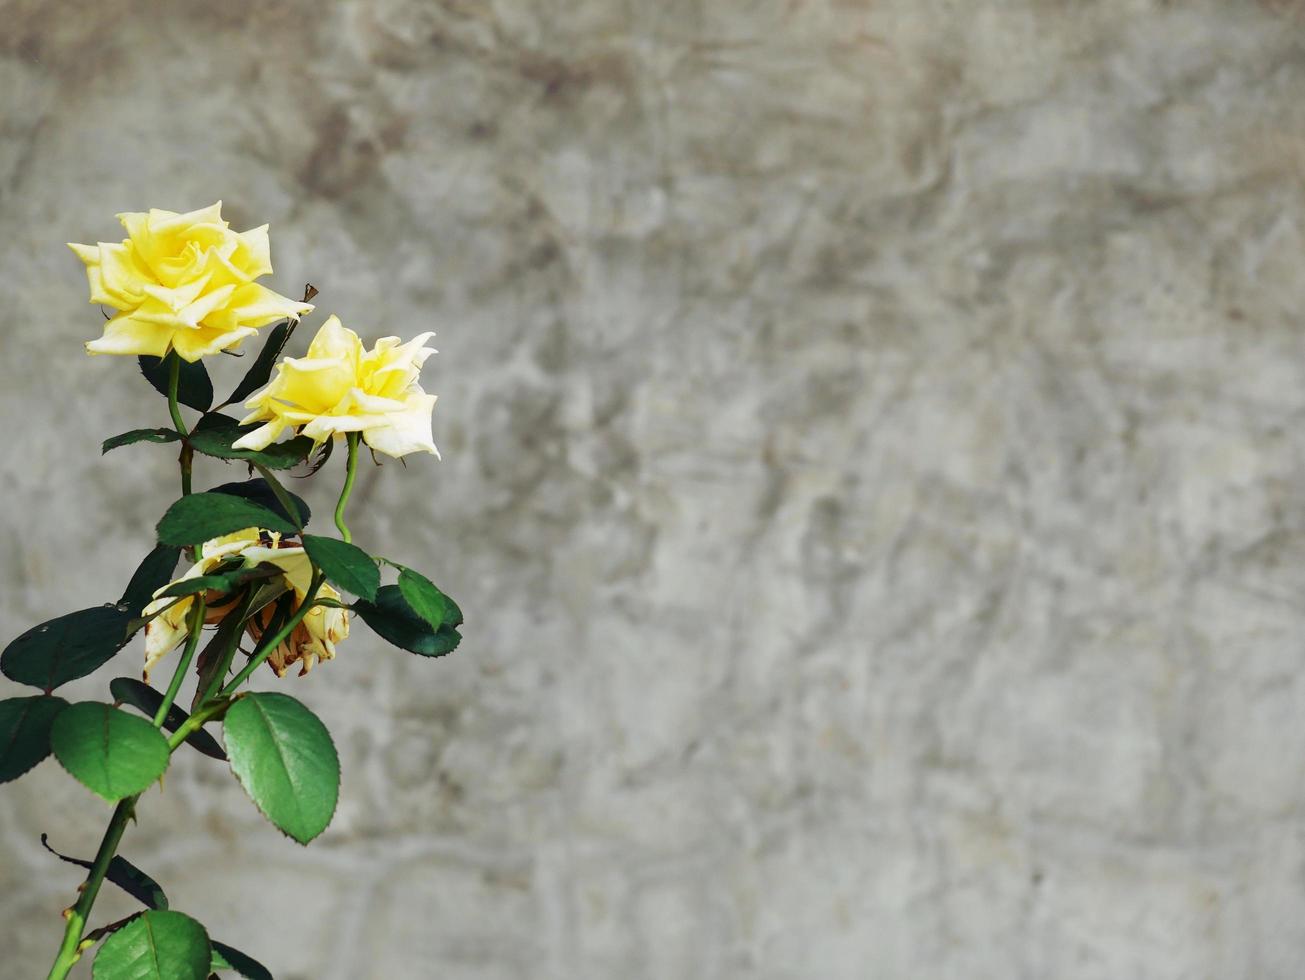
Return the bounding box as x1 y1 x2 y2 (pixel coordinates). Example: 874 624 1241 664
142 527 347 680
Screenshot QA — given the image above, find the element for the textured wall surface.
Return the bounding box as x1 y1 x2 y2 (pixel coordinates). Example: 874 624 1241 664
3 0 1305 977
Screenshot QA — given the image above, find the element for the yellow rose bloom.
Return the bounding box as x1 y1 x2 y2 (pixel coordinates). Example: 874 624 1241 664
69 202 313 362
233 314 439 459
142 528 348 680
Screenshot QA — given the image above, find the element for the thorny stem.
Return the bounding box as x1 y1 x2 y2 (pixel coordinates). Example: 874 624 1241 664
44 798 136 980
43 572 315 975
42 679 230 980
334 432 360 543
48 369 336 977
46 595 212 978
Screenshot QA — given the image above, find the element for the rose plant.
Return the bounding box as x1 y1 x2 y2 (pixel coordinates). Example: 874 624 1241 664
0 204 461 980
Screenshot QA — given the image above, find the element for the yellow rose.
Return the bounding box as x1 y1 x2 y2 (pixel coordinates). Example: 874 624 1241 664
69 202 313 362
233 314 439 459
142 528 348 680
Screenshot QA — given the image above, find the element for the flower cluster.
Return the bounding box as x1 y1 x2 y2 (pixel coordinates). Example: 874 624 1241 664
68 201 444 679
0 201 464 980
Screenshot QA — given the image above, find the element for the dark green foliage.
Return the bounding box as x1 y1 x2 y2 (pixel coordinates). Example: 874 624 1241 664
354 585 461 658
157 494 298 546
302 535 379 600
119 545 183 617
188 414 314 471
1 606 136 690
396 566 462 631
0 695 67 782
223 319 295 408
41 834 169 911
154 564 280 600
103 429 182 454
209 941 273 980
139 353 213 413
208 479 310 528
109 678 226 761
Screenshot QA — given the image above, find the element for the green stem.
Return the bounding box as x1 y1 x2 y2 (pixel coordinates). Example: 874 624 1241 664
151 596 205 727
180 443 194 498
165 356 187 435
43 690 224 980
166 356 193 497
334 432 360 543
195 591 255 707
45 471 328 976
44 797 137 980
44 580 320 975
167 699 230 751
220 573 324 696
45 591 211 978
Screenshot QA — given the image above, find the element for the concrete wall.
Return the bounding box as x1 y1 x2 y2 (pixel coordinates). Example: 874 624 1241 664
3 0 1305 976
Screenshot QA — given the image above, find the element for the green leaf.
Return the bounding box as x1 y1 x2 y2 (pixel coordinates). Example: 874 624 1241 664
0 695 67 782
209 941 272 980
189 413 314 471
85 912 144 949
103 429 182 455
154 575 234 599
154 564 281 600
396 566 462 631
50 703 171 802
105 859 169 913
93 910 210 980
223 693 339 844
224 318 295 408
41 834 169 911
157 493 298 547
110 678 226 762
1 606 135 690
191 603 256 712
242 591 294 667
120 545 183 617
139 353 213 413
245 579 291 620
208 479 310 528
354 585 461 658
302 535 379 600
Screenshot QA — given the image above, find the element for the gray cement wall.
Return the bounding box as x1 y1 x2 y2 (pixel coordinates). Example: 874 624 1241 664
3 0 1305 976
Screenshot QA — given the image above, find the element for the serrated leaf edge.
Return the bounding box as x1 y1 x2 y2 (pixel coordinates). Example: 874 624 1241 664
223 694 340 846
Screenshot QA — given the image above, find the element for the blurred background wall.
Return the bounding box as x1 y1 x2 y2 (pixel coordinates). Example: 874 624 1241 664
3 0 1305 976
